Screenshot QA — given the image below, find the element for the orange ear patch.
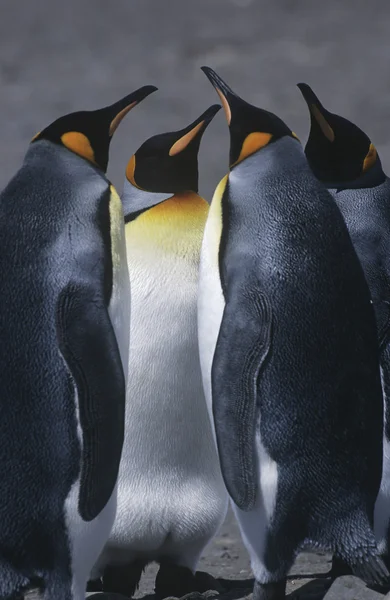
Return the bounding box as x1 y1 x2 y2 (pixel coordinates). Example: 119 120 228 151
125 154 137 185
169 121 205 156
109 101 137 136
125 153 144 189
233 132 273 166
61 131 96 164
362 143 377 173
311 105 335 142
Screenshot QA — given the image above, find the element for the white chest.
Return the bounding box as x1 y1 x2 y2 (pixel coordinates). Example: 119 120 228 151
197 176 227 429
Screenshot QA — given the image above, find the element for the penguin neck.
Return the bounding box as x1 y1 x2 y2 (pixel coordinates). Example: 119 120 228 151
314 156 387 192
228 136 306 201
25 139 108 181
18 139 110 219
122 179 173 223
124 184 209 255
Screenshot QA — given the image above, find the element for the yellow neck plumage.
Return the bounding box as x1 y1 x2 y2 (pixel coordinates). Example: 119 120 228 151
125 191 209 257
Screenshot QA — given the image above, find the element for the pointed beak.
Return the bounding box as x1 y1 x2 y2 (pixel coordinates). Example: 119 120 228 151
177 103 221 135
199 103 222 124
128 84 159 104
108 85 158 113
107 85 158 136
297 83 335 143
297 82 323 110
201 66 239 125
168 104 221 157
201 67 237 99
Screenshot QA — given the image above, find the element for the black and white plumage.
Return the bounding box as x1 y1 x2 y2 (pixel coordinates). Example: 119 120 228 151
198 67 388 600
0 86 156 600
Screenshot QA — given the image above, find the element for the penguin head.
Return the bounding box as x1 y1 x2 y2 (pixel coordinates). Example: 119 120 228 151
297 83 383 186
31 85 158 173
201 66 299 169
125 104 221 194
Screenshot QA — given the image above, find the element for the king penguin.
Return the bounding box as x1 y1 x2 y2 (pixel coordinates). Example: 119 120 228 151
89 106 229 599
197 67 389 600
298 82 390 575
0 85 157 600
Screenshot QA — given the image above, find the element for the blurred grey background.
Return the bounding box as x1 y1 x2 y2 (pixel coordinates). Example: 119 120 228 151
1 0 390 200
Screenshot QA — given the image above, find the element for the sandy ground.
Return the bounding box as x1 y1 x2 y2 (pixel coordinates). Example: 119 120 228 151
2 2 390 598
131 509 335 600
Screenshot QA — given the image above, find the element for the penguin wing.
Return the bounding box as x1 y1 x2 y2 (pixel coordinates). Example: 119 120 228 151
373 300 390 351
211 288 272 511
56 282 126 522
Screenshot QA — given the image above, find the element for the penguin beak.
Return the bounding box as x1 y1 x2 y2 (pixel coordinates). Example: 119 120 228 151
202 66 298 169
297 83 335 142
31 85 159 175
198 103 223 124
297 82 322 107
200 66 239 126
298 83 378 176
168 104 221 156
107 85 158 136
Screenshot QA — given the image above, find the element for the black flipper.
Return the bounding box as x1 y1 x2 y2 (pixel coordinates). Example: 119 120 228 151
56 283 126 521
373 300 390 352
211 288 272 511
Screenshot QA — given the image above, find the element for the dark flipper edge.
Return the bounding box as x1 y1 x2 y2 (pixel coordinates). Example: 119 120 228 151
57 283 126 521
211 287 272 511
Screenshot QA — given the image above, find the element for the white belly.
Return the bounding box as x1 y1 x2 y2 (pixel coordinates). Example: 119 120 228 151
107 186 131 381
374 365 390 553
105 234 227 562
197 210 225 440
65 466 118 600
197 176 279 583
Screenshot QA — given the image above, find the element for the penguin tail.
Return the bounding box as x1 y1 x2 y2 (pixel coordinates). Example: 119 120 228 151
349 554 390 588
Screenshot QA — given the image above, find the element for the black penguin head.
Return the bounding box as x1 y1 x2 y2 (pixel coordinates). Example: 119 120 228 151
201 66 299 169
31 85 158 173
125 104 221 194
297 83 382 185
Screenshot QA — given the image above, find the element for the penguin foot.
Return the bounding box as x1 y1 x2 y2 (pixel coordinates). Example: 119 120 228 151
155 564 197 599
325 555 353 579
87 578 104 592
252 579 286 600
194 571 225 594
102 560 145 598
